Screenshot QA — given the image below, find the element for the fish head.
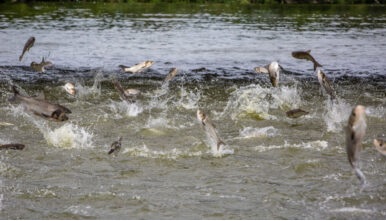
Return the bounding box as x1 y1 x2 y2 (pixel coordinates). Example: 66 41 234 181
349 105 367 136
145 61 154 67
51 109 68 121
197 109 206 122
64 82 76 95
374 137 386 155
124 89 140 97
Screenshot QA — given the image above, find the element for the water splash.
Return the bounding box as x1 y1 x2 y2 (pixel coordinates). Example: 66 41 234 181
175 86 201 110
239 126 279 138
323 98 351 133
222 84 302 121
107 100 143 118
42 123 94 149
74 72 104 99
122 144 203 159
7 105 94 149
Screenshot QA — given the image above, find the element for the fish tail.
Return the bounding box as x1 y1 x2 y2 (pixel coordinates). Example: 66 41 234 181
19 55 23 61
11 85 19 95
354 167 367 186
108 149 115 155
8 86 19 102
313 61 323 71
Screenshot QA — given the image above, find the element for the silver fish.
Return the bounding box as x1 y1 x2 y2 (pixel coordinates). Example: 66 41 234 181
119 60 154 73
197 109 225 151
286 108 309 118
315 68 336 100
30 57 53 73
0 143 25 150
63 82 76 96
374 134 386 156
0 122 14 126
345 105 367 185
108 137 122 155
254 61 280 87
9 86 71 122
291 50 322 71
19 36 35 61
112 79 140 103
164 68 179 82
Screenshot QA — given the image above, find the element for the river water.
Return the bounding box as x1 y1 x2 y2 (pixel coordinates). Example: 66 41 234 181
0 2 385 219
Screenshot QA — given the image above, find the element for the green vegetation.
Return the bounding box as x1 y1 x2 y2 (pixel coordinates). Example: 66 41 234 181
0 0 384 4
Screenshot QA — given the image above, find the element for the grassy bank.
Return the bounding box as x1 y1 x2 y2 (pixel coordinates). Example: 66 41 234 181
1 0 384 4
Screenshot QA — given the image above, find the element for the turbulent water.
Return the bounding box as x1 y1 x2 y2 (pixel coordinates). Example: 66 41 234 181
0 2 385 219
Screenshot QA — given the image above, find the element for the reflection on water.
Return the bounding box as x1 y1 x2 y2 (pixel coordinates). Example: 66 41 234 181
0 2 385 219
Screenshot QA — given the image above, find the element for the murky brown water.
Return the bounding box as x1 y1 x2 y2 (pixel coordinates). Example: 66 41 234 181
0 2 385 219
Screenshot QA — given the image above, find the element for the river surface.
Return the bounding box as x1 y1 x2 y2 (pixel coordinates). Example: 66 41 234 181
0 2 385 219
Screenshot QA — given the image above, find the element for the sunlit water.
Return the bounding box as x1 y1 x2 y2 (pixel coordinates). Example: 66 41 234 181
0 3 385 219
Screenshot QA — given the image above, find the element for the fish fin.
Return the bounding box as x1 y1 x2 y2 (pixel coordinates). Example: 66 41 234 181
254 67 269 74
217 140 225 150
19 55 23 62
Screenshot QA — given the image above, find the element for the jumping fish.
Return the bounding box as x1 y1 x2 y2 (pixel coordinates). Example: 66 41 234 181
112 79 140 102
291 50 322 71
315 68 336 100
345 105 367 185
30 57 53 73
119 60 154 73
19 36 35 61
0 143 25 150
254 61 281 87
164 68 179 82
374 134 386 156
8 86 71 122
63 82 76 96
197 109 225 151
286 108 309 118
0 122 14 126
108 137 122 155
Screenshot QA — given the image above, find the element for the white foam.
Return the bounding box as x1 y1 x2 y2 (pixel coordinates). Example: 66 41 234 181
42 123 94 149
74 73 103 99
253 140 328 152
175 86 201 110
107 100 143 118
330 207 374 213
239 126 278 138
122 144 203 159
222 84 302 121
324 98 351 133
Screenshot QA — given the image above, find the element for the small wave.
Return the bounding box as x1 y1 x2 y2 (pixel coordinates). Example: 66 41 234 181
122 144 203 159
330 207 374 214
239 126 279 138
253 140 328 152
222 84 302 121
